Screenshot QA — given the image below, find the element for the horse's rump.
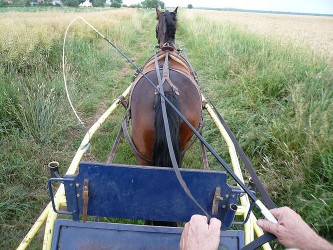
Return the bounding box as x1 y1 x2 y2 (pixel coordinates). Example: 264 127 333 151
130 65 202 166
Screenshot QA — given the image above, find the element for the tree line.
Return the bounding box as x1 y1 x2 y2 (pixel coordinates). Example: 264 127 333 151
0 0 193 9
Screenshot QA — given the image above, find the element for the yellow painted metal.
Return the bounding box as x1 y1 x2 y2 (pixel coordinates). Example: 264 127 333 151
17 85 132 250
251 213 272 250
43 84 133 250
43 195 62 250
202 95 271 250
17 203 52 250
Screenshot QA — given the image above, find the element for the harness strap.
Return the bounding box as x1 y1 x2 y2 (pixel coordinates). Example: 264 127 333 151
121 119 154 164
154 49 211 220
162 52 179 95
154 52 180 95
241 233 276 250
119 113 200 164
180 119 205 158
142 51 190 77
107 124 124 164
118 95 128 110
201 139 209 170
170 54 191 73
170 68 201 96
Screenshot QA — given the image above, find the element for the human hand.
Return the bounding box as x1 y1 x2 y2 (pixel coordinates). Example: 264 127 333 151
257 206 333 250
180 215 221 250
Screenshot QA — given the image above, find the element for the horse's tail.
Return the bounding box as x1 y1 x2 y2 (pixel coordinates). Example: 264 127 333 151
153 92 181 167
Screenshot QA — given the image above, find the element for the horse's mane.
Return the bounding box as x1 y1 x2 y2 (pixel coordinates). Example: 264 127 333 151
164 11 177 40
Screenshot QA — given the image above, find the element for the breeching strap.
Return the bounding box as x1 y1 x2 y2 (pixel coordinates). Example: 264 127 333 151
153 49 211 220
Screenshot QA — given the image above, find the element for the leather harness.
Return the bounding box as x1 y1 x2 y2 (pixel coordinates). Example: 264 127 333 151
109 46 204 165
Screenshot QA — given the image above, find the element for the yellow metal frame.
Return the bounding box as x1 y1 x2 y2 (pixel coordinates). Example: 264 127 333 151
17 85 271 250
17 85 132 250
203 96 271 250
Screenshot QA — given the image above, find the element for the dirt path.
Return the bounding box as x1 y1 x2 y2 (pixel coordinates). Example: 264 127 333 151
85 13 154 129
82 11 154 162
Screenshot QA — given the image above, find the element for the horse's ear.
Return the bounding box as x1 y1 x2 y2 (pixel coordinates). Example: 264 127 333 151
156 7 161 18
174 7 178 14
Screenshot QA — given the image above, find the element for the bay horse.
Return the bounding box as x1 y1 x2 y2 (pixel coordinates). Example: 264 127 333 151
129 7 202 169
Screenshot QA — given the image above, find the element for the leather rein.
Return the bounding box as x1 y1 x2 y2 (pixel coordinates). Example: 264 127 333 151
108 46 210 219
109 46 277 248
75 16 276 249
152 47 211 219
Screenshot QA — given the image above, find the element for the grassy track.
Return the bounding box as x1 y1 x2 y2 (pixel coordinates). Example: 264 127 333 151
0 7 332 249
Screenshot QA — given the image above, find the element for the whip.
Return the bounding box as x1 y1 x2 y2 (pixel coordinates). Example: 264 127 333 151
62 16 278 227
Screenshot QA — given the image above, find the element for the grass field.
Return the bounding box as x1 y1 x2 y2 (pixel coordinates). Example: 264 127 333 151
0 7 332 249
194 10 333 61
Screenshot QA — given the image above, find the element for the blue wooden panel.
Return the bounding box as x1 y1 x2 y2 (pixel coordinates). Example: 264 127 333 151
52 219 244 250
64 162 240 230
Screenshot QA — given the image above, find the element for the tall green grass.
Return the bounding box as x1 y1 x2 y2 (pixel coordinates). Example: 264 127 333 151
0 8 156 249
178 10 333 241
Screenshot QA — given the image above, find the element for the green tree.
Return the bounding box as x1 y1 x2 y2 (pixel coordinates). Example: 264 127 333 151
129 3 141 8
92 0 103 7
12 0 28 6
0 0 7 6
141 0 164 8
111 0 121 7
188 4 193 9
64 0 79 6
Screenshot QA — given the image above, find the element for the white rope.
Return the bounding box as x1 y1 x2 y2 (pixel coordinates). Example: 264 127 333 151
63 16 85 124
62 16 108 125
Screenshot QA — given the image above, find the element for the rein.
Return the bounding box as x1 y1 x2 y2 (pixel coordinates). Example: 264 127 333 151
181 48 277 250
65 17 278 247
181 49 276 210
153 48 211 220
103 20 273 220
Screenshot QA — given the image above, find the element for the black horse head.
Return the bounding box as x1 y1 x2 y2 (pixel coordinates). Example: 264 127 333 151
156 7 178 48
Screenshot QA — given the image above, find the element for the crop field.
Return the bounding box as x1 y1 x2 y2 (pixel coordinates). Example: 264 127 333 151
0 7 332 249
191 10 333 61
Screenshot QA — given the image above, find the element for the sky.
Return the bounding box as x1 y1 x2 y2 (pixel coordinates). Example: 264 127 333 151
122 0 333 15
